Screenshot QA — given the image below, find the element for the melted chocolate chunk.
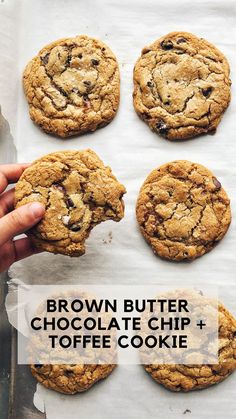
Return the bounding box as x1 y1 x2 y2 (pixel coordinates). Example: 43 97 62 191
202 87 213 97
65 369 74 377
34 364 43 368
53 183 66 193
70 223 81 232
161 40 173 50
91 58 99 66
177 38 187 44
213 177 221 190
156 120 169 135
41 53 50 65
67 197 75 208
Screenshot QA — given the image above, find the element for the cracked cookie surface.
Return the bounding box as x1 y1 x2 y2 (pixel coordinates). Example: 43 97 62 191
15 149 126 256
23 35 120 137
133 32 231 140
145 301 236 391
136 160 231 261
31 364 115 394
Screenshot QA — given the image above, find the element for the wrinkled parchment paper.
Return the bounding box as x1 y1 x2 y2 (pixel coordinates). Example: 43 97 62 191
1 0 236 417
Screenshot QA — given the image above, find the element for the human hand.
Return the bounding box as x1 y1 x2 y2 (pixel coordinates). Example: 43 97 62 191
0 164 45 273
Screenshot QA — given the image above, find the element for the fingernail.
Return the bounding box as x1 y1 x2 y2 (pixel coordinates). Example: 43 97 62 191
30 202 45 218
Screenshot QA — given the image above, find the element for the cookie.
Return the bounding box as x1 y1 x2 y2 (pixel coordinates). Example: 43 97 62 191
136 160 231 261
31 364 115 394
23 35 120 137
15 149 126 256
133 32 231 140
144 302 236 391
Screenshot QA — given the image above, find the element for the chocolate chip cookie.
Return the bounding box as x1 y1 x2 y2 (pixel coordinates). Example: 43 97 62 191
133 32 231 140
144 301 236 391
136 160 231 261
31 364 115 394
23 35 120 137
15 150 126 256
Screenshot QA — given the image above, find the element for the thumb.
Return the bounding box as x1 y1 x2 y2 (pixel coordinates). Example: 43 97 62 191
0 202 45 246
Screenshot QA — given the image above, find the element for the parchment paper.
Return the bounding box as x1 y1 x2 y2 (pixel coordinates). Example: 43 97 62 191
1 0 236 418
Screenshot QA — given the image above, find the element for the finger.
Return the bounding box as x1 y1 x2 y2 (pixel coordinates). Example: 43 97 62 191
0 188 15 217
13 237 42 262
0 238 42 273
0 202 45 246
0 163 30 193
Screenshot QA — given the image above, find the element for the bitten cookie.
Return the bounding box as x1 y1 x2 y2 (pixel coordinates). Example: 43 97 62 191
133 32 231 140
136 160 231 261
15 150 126 256
31 364 115 394
23 35 120 137
144 302 236 391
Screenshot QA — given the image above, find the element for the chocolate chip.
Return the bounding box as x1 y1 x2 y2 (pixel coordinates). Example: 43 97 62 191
102 47 106 52
57 86 68 97
66 54 72 65
213 177 221 190
83 94 91 109
91 58 99 65
161 40 173 50
83 80 91 86
67 197 75 207
65 369 74 377
147 81 154 88
53 183 66 193
70 223 81 232
202 87 213 97
164 100 170 106
41 53 50 65
78 53 83 59
142 112 151 120
34 364 43 368
156 120 169 135
177 38 187 44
